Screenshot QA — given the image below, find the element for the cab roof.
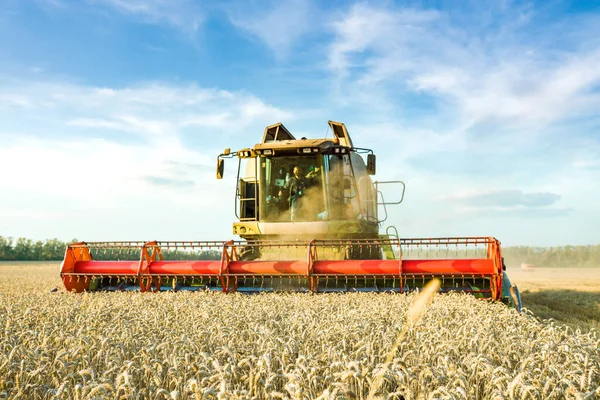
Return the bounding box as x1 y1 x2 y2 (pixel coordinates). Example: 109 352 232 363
254 138 336 154
260 120 354 148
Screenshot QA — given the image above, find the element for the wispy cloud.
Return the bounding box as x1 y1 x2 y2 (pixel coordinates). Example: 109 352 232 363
1 80 291 134
321 1 600 234
67 117 140 133
574 159 600 169
436 189 571 218
327 3 600 126
0 79 293 240
143 176 195 188
437 189 561 207
226 0 317 59
328 6 439 77
457 205 573 218
89 0 204 33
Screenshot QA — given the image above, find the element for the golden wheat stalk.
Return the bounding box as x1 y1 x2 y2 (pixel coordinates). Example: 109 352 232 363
367 279 441 400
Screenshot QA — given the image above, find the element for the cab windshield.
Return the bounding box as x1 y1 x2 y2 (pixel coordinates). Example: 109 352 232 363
259 155 325 222
258 153 374 223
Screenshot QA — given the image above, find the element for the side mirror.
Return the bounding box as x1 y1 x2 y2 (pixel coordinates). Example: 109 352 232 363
216 158 224 179
367 154 376 175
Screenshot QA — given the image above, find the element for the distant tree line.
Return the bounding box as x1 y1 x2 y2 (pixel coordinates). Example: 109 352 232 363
502 245 600 268
0 237 70 261
0 236 221 261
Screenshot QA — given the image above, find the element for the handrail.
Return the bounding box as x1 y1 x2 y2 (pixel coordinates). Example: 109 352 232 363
377 190 389 224
385 225 400 240
375 180 406 205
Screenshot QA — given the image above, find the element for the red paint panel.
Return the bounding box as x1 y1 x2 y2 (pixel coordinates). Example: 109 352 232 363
74 260 222 275
313 259 494 275
314 260 400 274
403 259 495 275
229 261 307 275
75 261 139 275
149 261 221 275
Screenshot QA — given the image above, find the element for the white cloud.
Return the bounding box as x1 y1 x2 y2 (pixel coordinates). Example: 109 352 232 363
327 3 600 126
573 159 600 169
434 189 571 218
89 0 204 33
226 0 316 59
0 93 50 109
0 80 293 241
436 189 560 206
318 3 600 245
421 51 600 124
456 205 572 217
329 6 439 76
0 80 291 131
179 113 230 129
67 118 134 132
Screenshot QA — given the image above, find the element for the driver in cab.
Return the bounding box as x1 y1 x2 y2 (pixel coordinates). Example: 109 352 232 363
279 165 318 221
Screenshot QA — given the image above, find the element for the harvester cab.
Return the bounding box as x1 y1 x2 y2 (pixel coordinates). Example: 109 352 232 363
216 121 403 244
60 121 522 311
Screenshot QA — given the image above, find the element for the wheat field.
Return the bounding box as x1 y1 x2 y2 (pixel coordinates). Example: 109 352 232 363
0 263 599 399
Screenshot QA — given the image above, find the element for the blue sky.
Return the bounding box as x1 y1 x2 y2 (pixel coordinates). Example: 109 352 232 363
1 0 599 246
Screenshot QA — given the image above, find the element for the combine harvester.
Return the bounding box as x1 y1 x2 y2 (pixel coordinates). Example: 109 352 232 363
60 121 522 309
